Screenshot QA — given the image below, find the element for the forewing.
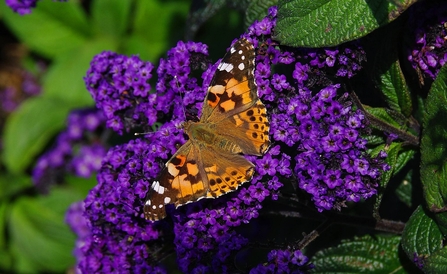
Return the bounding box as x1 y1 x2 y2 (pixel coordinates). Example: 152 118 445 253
144 141 208 221
201 38 257 122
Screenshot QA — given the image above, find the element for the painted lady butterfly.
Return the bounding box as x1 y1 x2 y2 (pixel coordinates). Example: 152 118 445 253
144 38 270 221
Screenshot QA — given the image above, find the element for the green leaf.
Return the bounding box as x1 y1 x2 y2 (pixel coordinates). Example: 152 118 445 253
312 235 404 273
394 147 415 176
380 60 412 117
91 0 131 38
434 211 447 237
420 65 447 212
401 206 444 271
275 0 415 47
2 97 74 173
0 0 90 59
364 106 402 129
395 171 413 208
363 133 384 146
245 0 278 29
425 248 447 274
42 37 117 104
9 187 82 272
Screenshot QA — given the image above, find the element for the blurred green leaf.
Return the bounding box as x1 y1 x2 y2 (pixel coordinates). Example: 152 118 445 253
0 202 12 271
9 187 82 272
0 202 7 249
421 65 447 212
401 206 444 272
127 0 189 61
122 33 167 62
0 248 12 272
312 235 404 273
0 0 90 59
91 0 131 38
42 37 117 104
65 175 98 197
2 97 75 173
0 173 32 200
275 0 415 47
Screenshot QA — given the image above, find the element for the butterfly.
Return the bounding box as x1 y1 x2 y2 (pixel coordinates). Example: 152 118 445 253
144 38 270 221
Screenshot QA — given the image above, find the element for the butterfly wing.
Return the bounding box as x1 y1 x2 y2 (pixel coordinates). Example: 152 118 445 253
202 38 270 155
216 98 270 155
144 141 208 221
201 38 258 123
200 146 255 199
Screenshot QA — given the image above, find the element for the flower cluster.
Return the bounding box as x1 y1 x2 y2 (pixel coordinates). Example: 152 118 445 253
291 87 386 211
84 41 208 134
73 5 388 272
250 249 314 273
407 2 447 81
85 52 155 134
32 109 107 192
78 136 170 273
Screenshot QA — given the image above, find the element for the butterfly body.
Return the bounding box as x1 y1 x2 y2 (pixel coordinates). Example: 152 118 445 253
144 38 270 221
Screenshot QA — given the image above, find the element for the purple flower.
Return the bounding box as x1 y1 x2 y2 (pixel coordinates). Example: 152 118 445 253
250 248 313 273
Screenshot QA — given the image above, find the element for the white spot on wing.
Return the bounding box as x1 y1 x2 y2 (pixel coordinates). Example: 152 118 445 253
164 197 171 204
238 63 245 70
230 46 236 53
218 62 234 73
241 55 245 60
238 49 243 54
145 200 151 206
152 205 156 209
151 181 165 194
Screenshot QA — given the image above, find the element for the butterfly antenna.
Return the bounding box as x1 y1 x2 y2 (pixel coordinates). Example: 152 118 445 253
135 132 153 136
